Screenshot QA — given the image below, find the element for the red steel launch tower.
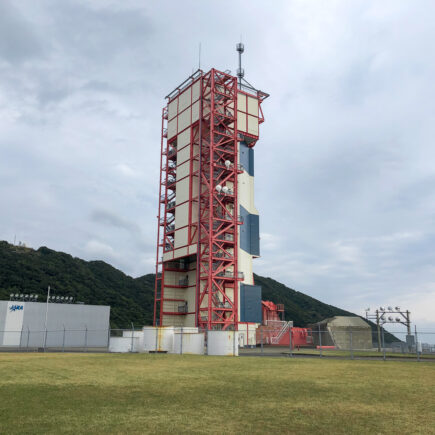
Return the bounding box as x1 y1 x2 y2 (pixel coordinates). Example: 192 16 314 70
154 46 268 331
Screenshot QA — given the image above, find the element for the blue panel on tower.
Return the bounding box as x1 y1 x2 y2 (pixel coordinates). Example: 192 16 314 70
240 284 262 323
250 214 260 256
239 142 254 176
240 206 260 256
240 205 250 253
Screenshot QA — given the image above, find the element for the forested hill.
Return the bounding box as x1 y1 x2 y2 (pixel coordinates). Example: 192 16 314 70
0 241 364 329
0 241 154 328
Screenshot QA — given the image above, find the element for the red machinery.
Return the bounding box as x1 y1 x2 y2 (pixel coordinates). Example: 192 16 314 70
262 300 284 323
257 300 313 347
278 327 313 348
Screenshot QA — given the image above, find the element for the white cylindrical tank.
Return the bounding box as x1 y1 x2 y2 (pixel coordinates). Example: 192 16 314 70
122 330 143 339
173 331 204 354
140 326 175 353
207 331 239 356
109 337 137 353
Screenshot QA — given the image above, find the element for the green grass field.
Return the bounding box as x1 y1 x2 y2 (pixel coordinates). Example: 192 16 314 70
0 353 434 434
281 348 435 359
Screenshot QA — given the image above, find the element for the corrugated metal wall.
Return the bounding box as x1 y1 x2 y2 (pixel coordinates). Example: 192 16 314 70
0 301 110 347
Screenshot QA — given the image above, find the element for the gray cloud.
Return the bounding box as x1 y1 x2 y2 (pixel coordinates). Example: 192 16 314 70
1 0 435 335
91 209 141 234
0 2 45 64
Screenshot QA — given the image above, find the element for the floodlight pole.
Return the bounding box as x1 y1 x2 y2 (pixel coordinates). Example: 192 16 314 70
367 307 411 352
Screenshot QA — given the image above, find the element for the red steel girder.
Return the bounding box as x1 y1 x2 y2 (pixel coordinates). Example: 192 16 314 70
197 69 239 330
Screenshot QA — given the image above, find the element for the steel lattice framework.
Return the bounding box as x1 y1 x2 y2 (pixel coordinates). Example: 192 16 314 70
197 69 241 330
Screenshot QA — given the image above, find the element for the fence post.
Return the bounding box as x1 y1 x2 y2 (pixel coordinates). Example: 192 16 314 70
350 328 353 360
44 326 48 351
107 327 110 351
289 326 293 357
84 325 88 353
415 325 420 362
155 325 158 352
318 324 322 358
19 327 23 351
131 322 135 353
180 327 183 355
26 326 30 352
233 328 236 356
62 325 66 353
381 325 386 361
260 328 264 355
206 328 209 356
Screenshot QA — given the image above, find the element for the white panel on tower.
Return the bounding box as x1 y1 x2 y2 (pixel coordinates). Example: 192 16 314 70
174 227 188 248
168 98 178 120
247 96 258 116
237 93 246 112
192 80 200 102
175 202 189 229
237 111 247 132
178 107 191 133
177 144 190 165
176 177 190 203
247 115 258 136
176 162 190 182
192 101 200 123
177 129 190 148
167 118 177 139
178 87 192 113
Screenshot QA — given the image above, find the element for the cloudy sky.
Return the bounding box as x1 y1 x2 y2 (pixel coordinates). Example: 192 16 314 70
1 0 435 334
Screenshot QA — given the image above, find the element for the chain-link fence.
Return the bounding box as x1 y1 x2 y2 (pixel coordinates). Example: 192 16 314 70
244 328 435 361
1 326 434 360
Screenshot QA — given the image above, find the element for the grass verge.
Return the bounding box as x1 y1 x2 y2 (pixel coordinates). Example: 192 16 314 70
0 353 434 434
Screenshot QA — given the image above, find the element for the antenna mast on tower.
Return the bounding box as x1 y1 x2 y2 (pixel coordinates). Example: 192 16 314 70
236 42 244 89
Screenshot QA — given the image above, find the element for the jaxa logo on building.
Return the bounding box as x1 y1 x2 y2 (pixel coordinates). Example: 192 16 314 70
9 304 24 312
